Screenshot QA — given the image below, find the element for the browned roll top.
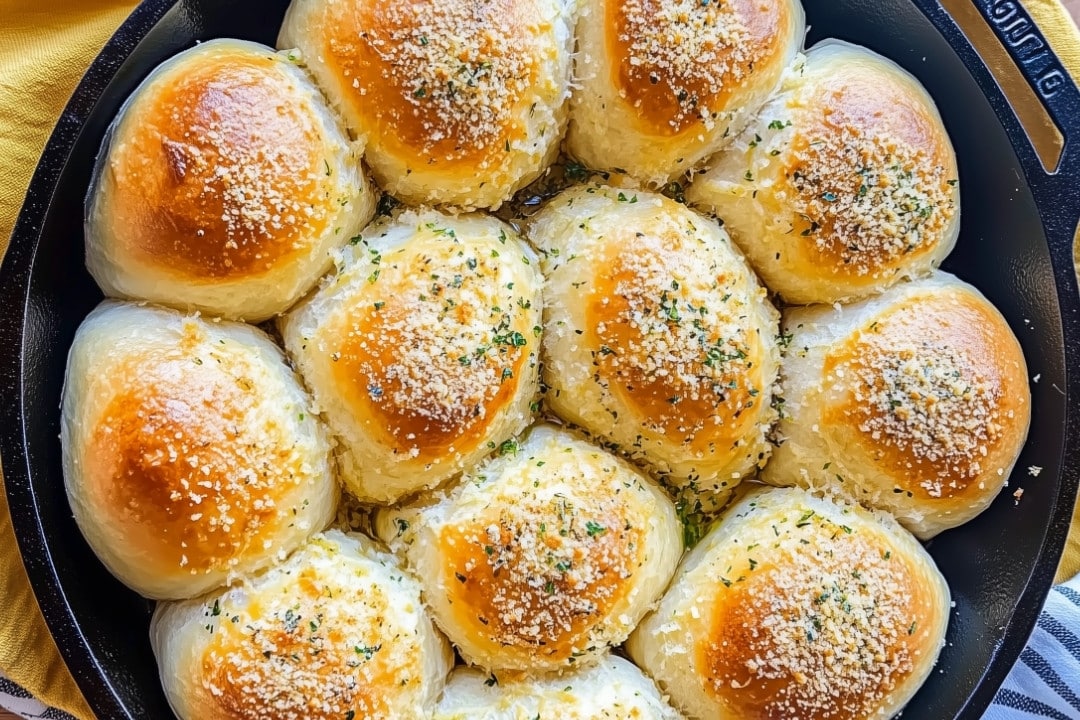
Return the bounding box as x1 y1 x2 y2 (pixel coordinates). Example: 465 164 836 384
699 521 936 719
586 236 766 453
85 353 304 576
327 251 533 461
775 64 956 278
437 494 645 661
105 52 332 279
822 289 1027 502
610 0 792 137
318 0 541 169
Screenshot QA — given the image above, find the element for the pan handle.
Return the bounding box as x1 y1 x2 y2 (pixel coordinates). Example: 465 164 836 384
954 0 1080 616
934 0 1080 288
976 0 1079 162
932 6 1080 720
970 0 1080 292
936 0 1079 173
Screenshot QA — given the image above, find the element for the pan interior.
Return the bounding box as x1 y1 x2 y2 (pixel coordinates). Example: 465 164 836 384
7 0 1064 718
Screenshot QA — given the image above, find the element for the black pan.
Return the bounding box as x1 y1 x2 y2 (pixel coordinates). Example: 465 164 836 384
2 1 1079 718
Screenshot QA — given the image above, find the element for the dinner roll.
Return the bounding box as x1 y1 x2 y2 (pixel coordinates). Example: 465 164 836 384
688 41 960 304
278 0 575 209
373 424 682 673
434 655 684 719
61 302 336 600
152 530 453 720
761 272 1030 538
627 485 951 720
281 209 542 504
568 0 805 184
85 39 375 322
529 184 780 509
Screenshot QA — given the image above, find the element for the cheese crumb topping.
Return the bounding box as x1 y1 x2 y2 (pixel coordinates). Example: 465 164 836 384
706 511 922 718
617 0 751 131
785 126 956 276
593 227 761 446
334 227 535 458
201 541 418 720
850 340 1002 495
440 438 652 662
351 0 537 160
124 58 333 277
92 342 312 574
447 493 635 650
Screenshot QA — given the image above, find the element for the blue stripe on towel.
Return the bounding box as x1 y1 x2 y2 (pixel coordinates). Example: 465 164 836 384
1038 613 1080 659
1056 584 1080 610
1020 647 1080 713
994 688 1077 720
985 575 1080 720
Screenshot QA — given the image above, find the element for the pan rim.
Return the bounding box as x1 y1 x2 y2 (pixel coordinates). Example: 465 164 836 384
0 1 1078 718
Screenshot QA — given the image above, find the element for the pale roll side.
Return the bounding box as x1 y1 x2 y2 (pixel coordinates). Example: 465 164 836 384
434 655 685 719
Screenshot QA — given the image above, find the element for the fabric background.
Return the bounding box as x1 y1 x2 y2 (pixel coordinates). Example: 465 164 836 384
0 4 139 717
0 2 1077 719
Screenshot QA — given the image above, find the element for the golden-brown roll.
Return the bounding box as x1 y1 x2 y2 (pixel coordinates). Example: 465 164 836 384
61 302 337 600
627 485 951 720
281 209 543 504
761 272 1031 538
528 184 780 508
152 530 453 720
688 41 960 304
85 39 375 322
278 0 575 209
434 656 685 719
568 0 805 184
373 424 682 673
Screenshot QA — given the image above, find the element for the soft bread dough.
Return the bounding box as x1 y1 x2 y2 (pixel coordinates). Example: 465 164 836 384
152 530 453 720
568 0 805 184
61 301 337 600
761 272 1031 538
374 424 682 673
85 39 375 321
278 0 576 209
280 208 543 504
627 485 951 720
529 184 781 510
434 655 685 719
688 41 960 304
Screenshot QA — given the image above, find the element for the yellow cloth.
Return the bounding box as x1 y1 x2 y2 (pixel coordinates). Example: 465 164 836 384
1028 0 1080 75
0 3 139 718
0 1 1077 718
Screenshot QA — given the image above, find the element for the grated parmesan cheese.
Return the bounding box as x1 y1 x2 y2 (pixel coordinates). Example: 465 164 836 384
616 0 752 132
785 126 956 277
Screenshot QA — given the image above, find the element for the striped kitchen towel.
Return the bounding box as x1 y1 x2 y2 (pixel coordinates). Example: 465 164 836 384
3 577 1078 719
984 574 1080 720
0 675 70 720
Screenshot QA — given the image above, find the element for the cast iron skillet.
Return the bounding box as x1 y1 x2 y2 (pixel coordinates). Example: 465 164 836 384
1 1 1079 718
